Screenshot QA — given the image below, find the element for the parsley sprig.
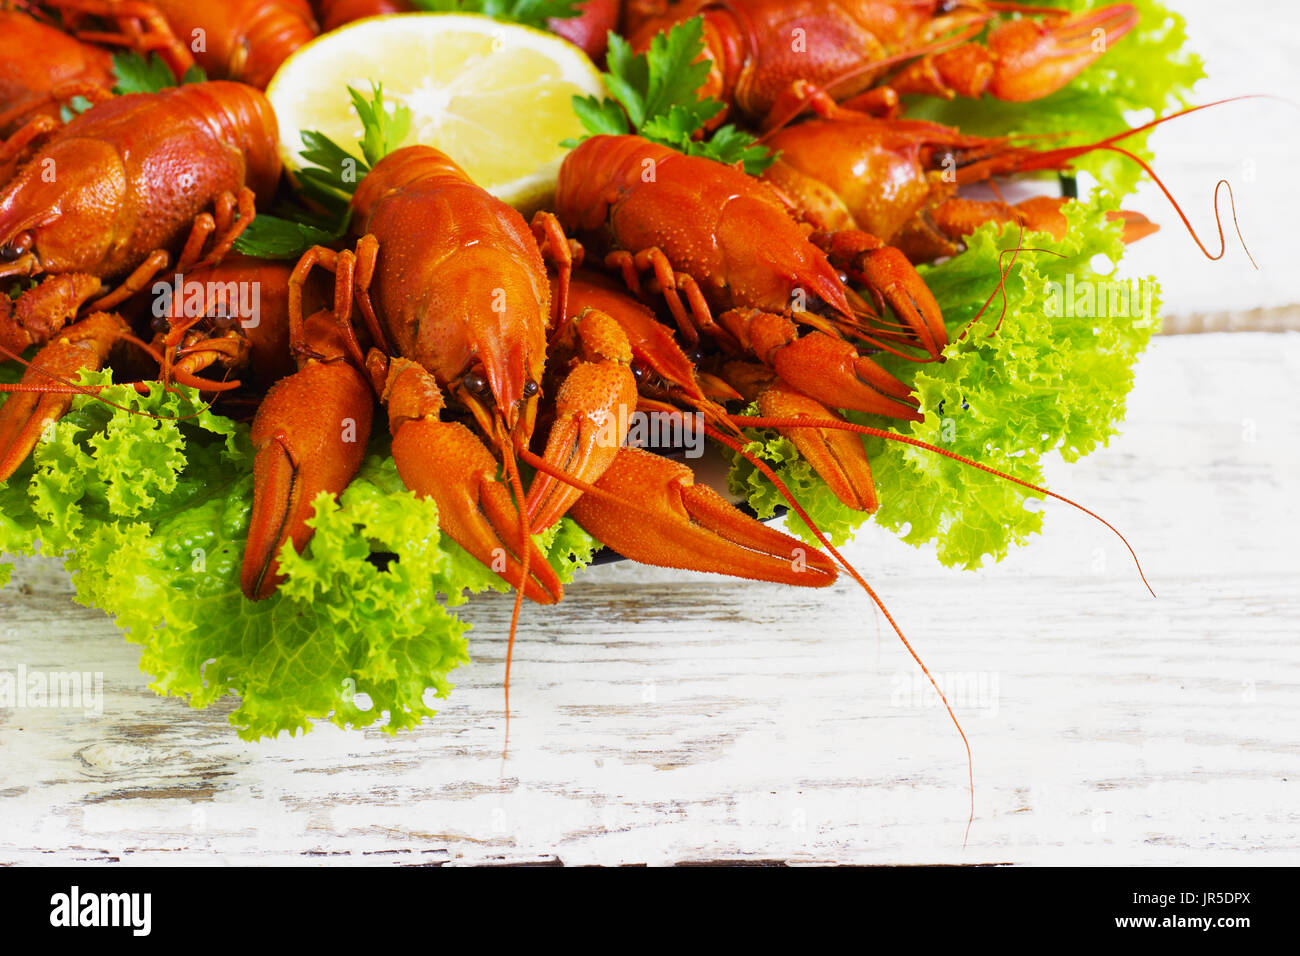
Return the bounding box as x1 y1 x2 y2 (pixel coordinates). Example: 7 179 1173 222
235 84 410 259
295 84 412 216
566 17 776 175
411 0 580 29
111 51 207 94
60 52 207 121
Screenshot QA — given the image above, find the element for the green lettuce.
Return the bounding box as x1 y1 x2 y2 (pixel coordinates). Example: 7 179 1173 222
729 192 1158 567
906 0 1205 195
0 373 595 739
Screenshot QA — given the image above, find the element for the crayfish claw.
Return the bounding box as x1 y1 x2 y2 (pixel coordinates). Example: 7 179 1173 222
525 308 637 534
381 357 563 603
758 378 879 513
241 358 374 600
767 328 922 421
853 244 949 359
569 447 838 587
0 312 124 482
393 415 565 604
986 4 1139 103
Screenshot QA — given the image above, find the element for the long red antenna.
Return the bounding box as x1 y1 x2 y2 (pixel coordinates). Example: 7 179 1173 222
704 424 978 842
523 428 980 843
728 413 1155 598
999 96 1292 265
0 335 223 423
497 432 531 766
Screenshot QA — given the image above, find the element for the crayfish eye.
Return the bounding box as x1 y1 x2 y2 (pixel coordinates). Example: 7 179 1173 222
463 370 490 397
522 380 539 397
210 311 238 331
0 233 32 261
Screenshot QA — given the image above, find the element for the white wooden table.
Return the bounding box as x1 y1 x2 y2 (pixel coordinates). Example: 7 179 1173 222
2 331 1298 865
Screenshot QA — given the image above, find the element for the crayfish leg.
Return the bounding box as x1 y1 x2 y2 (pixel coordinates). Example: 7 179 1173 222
525 308 637 534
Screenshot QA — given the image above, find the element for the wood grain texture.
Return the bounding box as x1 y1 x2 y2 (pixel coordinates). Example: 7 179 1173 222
2 332 1297 865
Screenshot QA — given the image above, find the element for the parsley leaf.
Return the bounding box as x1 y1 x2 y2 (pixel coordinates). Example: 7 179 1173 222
232 214 350 260
627 23 714 126
234 84 406 259
110 51 207 95
569 95 630 136
58 95 95 123
694 123 776 172
640 100 723 145
567 17 777 175
411 0 580 29
350 83 411 167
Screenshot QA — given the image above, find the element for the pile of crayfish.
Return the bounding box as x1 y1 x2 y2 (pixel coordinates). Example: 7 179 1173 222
0 0 1182 735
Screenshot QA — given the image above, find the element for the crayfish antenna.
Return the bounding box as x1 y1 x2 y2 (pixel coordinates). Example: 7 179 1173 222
497 429 532 766
955 218 1070 342
1006 96 1297 267
703 425 977 845
518 435 977 843
0 321 217 451
728 414 1155 599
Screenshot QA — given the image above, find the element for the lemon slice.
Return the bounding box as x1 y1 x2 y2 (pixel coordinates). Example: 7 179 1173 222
266 13 604 214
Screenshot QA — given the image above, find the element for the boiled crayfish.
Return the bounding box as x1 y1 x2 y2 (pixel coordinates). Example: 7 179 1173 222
0 2 1177 794
41 0 319 88
238 143 845 605
629 0 1138 128
760 94 1159 263
0 80 281 481
0 6 115 140
555 134 946 414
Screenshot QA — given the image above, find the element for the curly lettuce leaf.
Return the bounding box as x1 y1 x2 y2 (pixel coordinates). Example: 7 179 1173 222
730 192 1158 568
905 0 1204 196
0 372 595 739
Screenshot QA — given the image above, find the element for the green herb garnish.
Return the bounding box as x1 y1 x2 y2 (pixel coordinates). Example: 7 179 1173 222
412 0 581 29
110 51 207 95
235 84 409 259
730 195 1159 567
566 17 776 175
